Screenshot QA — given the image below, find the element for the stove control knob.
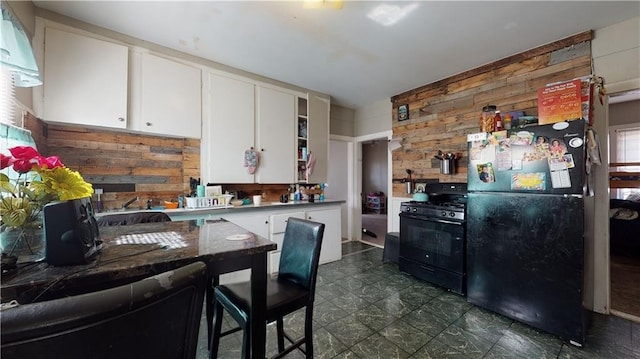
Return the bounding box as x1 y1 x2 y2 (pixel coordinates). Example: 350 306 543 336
411 208 417 213
441 211 447 217
449 212 456 217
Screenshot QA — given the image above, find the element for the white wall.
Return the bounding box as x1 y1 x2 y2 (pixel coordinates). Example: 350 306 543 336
330 104 355 137
354 98 392 137
593 16 640 95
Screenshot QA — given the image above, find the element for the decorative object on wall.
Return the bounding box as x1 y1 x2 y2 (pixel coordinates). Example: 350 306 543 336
398 104 409 121
388 137 403 151
244 147 259 174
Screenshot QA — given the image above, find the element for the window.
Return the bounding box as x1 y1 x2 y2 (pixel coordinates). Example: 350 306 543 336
1 66 16 125
610 124 640 200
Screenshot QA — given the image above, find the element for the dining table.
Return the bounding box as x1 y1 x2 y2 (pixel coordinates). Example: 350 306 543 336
0 218 277 359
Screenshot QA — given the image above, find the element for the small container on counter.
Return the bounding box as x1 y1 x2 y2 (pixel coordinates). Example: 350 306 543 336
480 105 497 132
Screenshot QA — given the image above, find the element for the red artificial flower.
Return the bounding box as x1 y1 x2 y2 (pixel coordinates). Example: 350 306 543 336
8 146 40 161
8 146 40 174
1 153 14 170
38 155 65 169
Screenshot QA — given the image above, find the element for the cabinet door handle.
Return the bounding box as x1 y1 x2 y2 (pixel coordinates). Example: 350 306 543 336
118 117 125 122
146 122 152 126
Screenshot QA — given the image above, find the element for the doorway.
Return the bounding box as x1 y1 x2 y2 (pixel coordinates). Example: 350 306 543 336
608 93 640 321
360 137 389 247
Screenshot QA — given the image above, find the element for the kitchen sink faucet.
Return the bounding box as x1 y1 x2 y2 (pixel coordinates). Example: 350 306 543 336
122 196 139 209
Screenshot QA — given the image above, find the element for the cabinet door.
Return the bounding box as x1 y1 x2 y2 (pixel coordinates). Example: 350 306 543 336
306 208 342 264
131 52 202 138
307 95 330 183
205 73 255 183
256 86 295 183
44 27 128 128
222 213 270 239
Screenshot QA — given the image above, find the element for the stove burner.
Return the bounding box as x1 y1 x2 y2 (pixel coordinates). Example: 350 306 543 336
401 183 467 222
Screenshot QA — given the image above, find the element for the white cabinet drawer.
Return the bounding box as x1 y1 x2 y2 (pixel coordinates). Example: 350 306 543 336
270 212 305 234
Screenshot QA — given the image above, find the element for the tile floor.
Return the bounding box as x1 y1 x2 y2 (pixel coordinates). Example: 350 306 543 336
198 242 640 359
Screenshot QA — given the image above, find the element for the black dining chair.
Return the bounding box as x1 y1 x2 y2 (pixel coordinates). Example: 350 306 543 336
209 217 325 359
1 261 207 359
96 211 172 226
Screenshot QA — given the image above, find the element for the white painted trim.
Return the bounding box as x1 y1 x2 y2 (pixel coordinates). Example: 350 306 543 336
354 130 392 242
329 134 355 242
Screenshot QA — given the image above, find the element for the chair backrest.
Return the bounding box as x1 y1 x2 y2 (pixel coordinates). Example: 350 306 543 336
278 217 325 292
1 261 207 359
97 211 172 227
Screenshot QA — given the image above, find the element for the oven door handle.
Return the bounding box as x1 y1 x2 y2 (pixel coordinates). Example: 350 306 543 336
400 214 464 226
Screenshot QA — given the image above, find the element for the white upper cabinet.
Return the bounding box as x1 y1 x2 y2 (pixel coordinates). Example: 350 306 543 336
43 27 128 128
307 95 330 183
130 52 202 138
204 73 256 183
255 86 296 184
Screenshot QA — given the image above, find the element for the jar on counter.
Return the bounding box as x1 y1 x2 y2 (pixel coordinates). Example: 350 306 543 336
480 105 497 132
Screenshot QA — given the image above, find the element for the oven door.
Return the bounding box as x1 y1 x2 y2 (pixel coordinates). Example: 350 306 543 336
399 213 465 273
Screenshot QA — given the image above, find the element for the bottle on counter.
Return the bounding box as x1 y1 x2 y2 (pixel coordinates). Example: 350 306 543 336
289 185 296 202
494 110 503 131
294 185 301 201
503 114 512 130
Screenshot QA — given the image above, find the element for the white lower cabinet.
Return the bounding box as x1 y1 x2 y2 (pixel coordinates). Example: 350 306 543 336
219 212 270 284
269 212 305 273
305 208 342 264
222 205 342 277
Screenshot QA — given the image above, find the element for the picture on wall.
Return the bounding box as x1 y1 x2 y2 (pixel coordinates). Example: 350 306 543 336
398 104 409 121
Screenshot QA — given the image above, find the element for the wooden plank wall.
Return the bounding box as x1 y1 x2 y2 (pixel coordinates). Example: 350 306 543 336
390 31 593 197
25 117 199 211
23 115 294 209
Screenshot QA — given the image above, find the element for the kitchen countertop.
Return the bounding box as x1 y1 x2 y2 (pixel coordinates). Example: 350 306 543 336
95 199 345 220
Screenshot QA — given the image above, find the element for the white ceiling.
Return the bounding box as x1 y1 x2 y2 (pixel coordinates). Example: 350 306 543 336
33 1 639 110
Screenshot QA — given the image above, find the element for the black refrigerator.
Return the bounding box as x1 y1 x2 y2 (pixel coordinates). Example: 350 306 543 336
466 119 588 346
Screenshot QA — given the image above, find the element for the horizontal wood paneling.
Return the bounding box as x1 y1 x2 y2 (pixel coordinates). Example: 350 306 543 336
390 32 593 196
25 120 200 211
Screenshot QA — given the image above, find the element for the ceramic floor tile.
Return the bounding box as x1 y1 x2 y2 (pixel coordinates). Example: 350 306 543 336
203 242 640 359
350 332 411 359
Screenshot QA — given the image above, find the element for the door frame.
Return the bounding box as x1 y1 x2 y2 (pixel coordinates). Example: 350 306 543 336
354 130 392 242
329 134 355 242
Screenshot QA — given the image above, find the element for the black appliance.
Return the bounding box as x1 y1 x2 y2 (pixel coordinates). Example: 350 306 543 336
466 120 588 346
399 182 467 295
43 197 102 266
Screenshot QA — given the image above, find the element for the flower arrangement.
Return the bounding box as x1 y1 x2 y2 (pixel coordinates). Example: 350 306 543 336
1 146 93 230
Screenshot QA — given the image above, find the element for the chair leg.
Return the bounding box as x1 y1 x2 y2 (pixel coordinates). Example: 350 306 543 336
304 305 314 358
276 317 285 352
207 275 220 349
241 330 250 359
209 299 224 359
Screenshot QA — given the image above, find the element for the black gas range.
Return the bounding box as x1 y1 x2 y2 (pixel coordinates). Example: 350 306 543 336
399 182 468 295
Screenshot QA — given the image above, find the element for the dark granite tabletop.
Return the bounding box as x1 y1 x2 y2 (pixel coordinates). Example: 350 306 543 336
0 219 276 304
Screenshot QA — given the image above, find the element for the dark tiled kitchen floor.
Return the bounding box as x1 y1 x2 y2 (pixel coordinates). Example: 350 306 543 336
198 242 640 359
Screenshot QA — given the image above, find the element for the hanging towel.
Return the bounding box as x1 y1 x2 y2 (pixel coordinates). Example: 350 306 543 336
244 148 259 174
306 151 316 177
